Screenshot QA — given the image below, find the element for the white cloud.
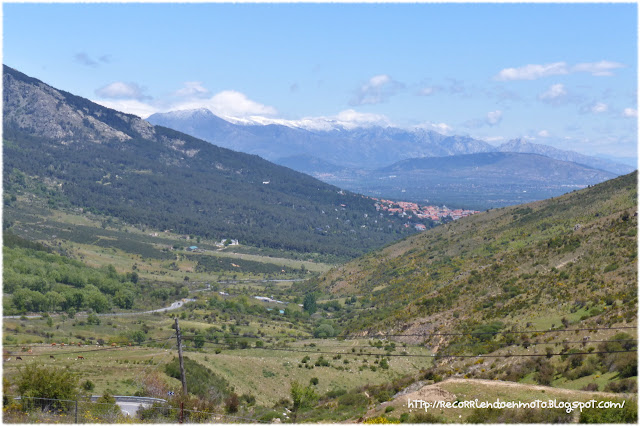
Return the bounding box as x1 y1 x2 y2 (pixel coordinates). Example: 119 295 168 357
538 83 568 104
495 62 568 81
572 61 625 77
486 110 503 126
463 110 503 129
173 90 278 118
95 82 148 100
350 74 404 105
172 81 210 98
495 60 625 81
591 102 608 114
93 99 158 118
538 130 550 138
417 86 437 96
623 108 638 118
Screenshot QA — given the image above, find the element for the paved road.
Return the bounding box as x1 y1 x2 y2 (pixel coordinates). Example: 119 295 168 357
90 396 166 417
117 401 150 416
3 299 196 319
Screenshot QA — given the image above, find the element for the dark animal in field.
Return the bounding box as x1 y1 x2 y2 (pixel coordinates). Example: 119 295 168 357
16 356 22 360
77 356 84 360
50 355 55 359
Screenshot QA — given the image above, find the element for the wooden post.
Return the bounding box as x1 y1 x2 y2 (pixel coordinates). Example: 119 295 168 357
175 318 187 395
75 399 78 423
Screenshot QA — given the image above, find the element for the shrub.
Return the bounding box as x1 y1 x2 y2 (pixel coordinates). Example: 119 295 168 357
411 412 447 423
165 357 230 402
224 393 239 413
579 399 637 423
338 392 368 407
82 380 95 392
313 323 335 338
605 379 637 393
325 389 347 399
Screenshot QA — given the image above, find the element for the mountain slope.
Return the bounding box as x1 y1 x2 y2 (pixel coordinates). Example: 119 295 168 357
302 171 637 348
2 65 415 258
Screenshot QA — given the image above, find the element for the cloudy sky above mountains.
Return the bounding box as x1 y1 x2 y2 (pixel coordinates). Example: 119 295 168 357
3 2 637 160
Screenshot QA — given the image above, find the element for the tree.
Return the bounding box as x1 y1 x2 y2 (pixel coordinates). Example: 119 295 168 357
313 323 335 338
87 313 101 325
129 330 146 345
290 381 317 421
113 289 134 309
194 334 205 349
303 293 317 315
17 364 78 411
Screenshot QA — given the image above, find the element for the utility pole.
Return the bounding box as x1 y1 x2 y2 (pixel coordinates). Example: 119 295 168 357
175 317 187 396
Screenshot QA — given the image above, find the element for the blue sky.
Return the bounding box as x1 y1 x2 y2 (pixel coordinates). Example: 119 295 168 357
3 2 638 162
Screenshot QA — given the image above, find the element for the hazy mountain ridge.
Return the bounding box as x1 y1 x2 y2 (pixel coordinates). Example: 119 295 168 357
496 138 635 175
378 152 614 182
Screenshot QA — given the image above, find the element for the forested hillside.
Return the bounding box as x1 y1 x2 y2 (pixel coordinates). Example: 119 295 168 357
3 65 417 259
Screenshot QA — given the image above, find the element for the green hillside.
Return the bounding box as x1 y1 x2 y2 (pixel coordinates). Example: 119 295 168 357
303 171 637 347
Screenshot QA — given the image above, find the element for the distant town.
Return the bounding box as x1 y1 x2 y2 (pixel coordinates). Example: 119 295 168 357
373 198 479 230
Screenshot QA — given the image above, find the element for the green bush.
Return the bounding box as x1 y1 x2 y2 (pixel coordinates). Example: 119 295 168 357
579 399 637 423
17 364 78 411
338 392 368 407
81 380 95 391
165 357 230 401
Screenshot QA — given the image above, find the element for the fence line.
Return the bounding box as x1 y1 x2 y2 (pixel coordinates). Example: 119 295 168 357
3 394 269 423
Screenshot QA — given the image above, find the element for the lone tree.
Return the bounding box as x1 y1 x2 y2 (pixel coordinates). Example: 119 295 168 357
303 293 317 315
290 381 317 421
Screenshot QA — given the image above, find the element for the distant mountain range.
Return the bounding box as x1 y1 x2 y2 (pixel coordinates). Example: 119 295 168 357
2 65 418 259
147 108 631 208
147 108 496 169
147 108 635 175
